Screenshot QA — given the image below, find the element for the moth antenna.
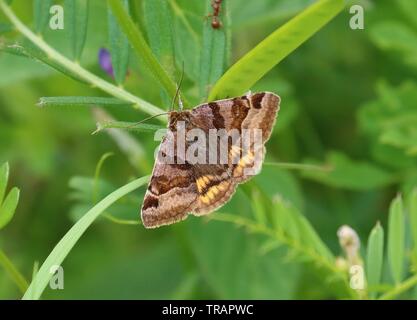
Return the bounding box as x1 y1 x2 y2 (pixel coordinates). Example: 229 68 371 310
171 61 185 111
178 92 184 111
125 112 169 129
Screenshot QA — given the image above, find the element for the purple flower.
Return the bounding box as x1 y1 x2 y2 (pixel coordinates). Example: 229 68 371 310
98 48 114 78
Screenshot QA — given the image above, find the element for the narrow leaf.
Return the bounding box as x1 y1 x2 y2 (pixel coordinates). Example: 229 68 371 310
143 0 175 76
366 222 384 299
33 0 53 33
199 0 228 99
23 176 149 300
65 0 89 61
108 0 130 84
107 0 189 106
0 162 9 204
209 0 344 100
0 187 20 230
37 96 132 108
388 195 405 284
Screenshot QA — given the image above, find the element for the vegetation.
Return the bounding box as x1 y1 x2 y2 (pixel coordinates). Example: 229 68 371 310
0 0 416 299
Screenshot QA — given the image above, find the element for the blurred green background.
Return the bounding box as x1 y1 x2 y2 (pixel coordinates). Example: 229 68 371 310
1 0 417 299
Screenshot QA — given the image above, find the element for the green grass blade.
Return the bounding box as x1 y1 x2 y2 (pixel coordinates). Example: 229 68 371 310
208 0 344 100
0 249 29 293
410 189 417 259
199 0 228 99
33 0 53 34
108 0 130 84
107 0 189 106
366 222 384 299
0 162 9 203
388 195 405 284
22 176 149 300
37 96 132 108
65 0 89 61
0 187 19 230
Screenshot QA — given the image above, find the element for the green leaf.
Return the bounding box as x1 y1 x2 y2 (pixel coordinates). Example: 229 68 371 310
0 162 9 204
168 0 202 83
143 0 175 76
108 0 130 84
0 187 19 230
33 0 53 33
65 0 89 61
366 222 384 299
208 0 344 100
23 176 149 300
388 195 405 284
199 0 228 99
302 152 393 190
37 96 132 108
409 189 417 259
107 0 189 106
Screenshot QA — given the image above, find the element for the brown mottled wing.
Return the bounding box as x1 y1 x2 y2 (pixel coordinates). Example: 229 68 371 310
141 132 198 228
189 91 280 213
192 164 237 215
232 92 280 183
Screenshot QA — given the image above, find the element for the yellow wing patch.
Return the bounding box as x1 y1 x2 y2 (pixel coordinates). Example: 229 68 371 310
233 151 254 176
198 180 230 204
196 174 215 193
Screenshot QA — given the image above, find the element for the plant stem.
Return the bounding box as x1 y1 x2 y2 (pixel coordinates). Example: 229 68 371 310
0 0 165 119
0 249 29 294
379 273 417 300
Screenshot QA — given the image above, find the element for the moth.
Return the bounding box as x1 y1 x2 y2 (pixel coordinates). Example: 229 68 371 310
141 92 280 228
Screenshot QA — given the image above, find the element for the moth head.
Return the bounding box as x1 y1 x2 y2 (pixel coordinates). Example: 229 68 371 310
168 111 191 131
